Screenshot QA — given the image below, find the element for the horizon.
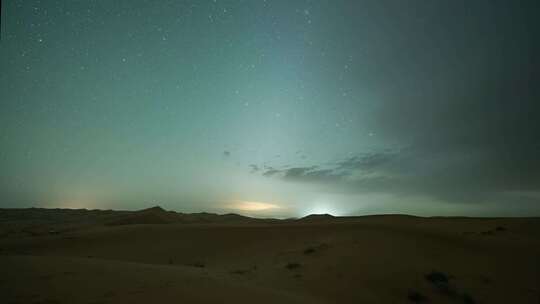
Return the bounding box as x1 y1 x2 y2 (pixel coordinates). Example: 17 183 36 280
2 205 539 220
1 0 539 218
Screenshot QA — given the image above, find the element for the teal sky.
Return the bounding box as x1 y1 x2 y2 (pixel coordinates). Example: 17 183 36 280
1 0 539 217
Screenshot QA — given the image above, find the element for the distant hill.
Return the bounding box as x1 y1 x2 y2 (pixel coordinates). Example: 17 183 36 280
107 207 254 226
299 213 335 221
0 206 255 237
106 206 181 225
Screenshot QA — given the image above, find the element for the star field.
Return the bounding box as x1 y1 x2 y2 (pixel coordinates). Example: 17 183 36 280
1 0 539 217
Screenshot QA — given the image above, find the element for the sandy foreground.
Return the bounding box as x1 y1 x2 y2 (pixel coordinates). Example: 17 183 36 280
1 208 539 303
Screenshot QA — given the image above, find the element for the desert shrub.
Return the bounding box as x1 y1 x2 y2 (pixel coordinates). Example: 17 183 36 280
407 290 428 303
303 247 316 255
438 283 458 298
425 271 449 285
188 262 205 268
286 262 301 270
462 292 476 304
425 271 458 297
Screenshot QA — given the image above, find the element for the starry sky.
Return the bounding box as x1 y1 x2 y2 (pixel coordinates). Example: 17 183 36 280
1 0 539 217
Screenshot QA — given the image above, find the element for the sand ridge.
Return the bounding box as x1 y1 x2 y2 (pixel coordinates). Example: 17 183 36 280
1 207 539 303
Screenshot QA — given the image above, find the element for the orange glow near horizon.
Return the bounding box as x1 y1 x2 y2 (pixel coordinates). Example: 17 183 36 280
227 201 281 212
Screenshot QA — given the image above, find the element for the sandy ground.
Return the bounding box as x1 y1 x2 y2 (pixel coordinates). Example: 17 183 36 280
1 209 539 303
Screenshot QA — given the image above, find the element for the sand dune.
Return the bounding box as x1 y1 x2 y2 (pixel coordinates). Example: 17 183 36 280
1 255 319 304
1 207 539 303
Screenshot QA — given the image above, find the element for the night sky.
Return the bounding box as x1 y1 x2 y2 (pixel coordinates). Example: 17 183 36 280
1 0 539 217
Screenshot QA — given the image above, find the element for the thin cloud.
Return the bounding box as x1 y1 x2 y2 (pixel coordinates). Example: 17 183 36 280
249 164 259 173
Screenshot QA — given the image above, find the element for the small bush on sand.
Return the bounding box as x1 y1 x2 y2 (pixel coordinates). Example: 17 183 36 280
188 262 205 268
286 262 301 270
461 292 476 304
425 271 458 297
303 247 316 255
425 271 449 285
407 290 428 303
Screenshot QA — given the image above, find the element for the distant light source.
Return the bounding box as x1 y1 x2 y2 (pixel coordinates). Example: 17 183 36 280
227 201 280 211
303 203 340 217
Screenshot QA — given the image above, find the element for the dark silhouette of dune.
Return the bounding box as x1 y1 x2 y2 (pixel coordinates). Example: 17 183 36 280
299 213 335 221
0 207 256 237
106 206 180 225
105 207 256 226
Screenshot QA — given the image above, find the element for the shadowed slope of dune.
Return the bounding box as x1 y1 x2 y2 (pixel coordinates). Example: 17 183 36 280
1 209 540 303
105 206 182 225
1 255 322 304
299 213 335 222
0 207 255 237
106 206 255 226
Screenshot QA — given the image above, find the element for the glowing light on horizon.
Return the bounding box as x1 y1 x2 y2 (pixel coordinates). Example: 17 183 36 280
44 201 95 210
227 201 281 212
303 202 341 217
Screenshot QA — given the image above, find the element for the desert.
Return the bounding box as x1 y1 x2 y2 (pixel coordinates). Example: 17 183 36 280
1 207 539 303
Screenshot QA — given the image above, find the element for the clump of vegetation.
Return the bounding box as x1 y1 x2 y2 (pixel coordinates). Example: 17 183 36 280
188 261 205 268
286 262 301 270
303 243 329 255
461 292 476 304
230 265 257 275
303 247 316 255
407 290 428 303
425 271 457 297
480 226 507 236
424 271 475 302
425 271 449 285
